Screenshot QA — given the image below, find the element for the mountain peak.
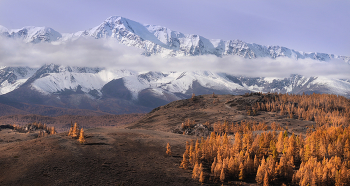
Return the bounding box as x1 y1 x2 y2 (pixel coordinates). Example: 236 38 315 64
1 16 348 61
0 25 9 33
7 26 62 43
105 15 124 22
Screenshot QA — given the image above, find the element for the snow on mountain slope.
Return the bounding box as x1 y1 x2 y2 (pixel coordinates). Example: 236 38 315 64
121 71 350 100
341 56 350 64
0 25 9 37
0 67 37 95
31 66 135 95
0 63 349 113
145 25 176 46
308 77 350 95
0 16 350 109
1 16 348 62
0 63 349 103
2 26 62 43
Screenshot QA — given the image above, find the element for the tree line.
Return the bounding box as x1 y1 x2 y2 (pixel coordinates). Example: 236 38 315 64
177 93 350 185
253 93 350 127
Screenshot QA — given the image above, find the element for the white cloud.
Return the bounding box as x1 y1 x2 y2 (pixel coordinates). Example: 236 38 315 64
0 37 350 79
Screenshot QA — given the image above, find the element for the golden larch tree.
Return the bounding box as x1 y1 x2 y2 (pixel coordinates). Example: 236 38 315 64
256 157 266 184
199 171 205 183
192 162 200 179
211 157 217 174
166 143 172 156
276 131 284 153
50 126 56 135
180 151 189 169
220 167 225 182
239 162 245 181
263 171 269 186
69 122 80 138
78 128 86 144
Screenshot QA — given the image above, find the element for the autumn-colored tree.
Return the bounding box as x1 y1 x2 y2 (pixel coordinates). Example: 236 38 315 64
227 156 235 177
344 139 350 161
78 128 86 143
253 155 259 172
192 162 200 179
199 171 205 183
270 141 278 161
166 143 172 156
304 144 311 162
180 151 189 169
233 132 242 154
50 127 56 135
177 95 350 185
256 157 266 184
68 125 73 136
286 133 296 158
69 122 80 138
319 141 328 159
266 157 275 181
263 171 269 186
220 167 225 182
276 154 294 181
276 131 284 153
239 162 245 181
214 161 223 178
211 157 217 174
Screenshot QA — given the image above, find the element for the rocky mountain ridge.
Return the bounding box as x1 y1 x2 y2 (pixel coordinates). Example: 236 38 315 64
1 16 349 63
0 16 349 115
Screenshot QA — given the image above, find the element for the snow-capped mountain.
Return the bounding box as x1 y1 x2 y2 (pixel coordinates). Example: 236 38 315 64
0 16 349 115
1 16 349 63
1 26 62 43
2 64 349 111
30 64 134 96
0 66 37 95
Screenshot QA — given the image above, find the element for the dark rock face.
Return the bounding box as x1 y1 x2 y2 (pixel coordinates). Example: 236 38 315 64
101 78 132 100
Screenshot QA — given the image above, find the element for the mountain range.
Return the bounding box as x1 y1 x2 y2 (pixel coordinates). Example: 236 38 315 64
0 16 349 116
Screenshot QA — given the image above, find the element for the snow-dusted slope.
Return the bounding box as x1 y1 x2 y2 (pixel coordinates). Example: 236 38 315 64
0 25 62 43
0 63 349 112
30 64 135 95
122 72 350 99
1 16 348 61
0 67 37 95
68 16 348 61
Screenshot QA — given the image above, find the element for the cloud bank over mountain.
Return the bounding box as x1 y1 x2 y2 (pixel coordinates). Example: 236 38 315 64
1 36 349 79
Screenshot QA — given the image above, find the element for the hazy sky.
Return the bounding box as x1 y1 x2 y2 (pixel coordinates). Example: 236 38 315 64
0 0 349 56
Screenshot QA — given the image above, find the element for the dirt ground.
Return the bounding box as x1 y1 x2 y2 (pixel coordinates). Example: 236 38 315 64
0 113 145 133
0 129 39 144
0 127 211 186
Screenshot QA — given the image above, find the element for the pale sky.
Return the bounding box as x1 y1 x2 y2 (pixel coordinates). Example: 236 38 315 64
0 0 349 56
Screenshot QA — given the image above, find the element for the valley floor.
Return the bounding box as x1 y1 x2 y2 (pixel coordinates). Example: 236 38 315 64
0 127 208 186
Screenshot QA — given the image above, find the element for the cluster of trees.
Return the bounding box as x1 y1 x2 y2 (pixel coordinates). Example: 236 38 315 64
181 119 197 130
13 122 56 137
68 122 86 143
181 118 284 136
292 126 350 185
177 93 350 185
254 93 350 127
212 120 284 135
180 124 350 185
179 129 297 184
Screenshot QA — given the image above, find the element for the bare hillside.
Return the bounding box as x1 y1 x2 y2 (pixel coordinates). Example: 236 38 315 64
127 94 315 135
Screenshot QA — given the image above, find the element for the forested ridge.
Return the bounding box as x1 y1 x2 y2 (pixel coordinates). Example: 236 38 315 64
178 93 350 185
